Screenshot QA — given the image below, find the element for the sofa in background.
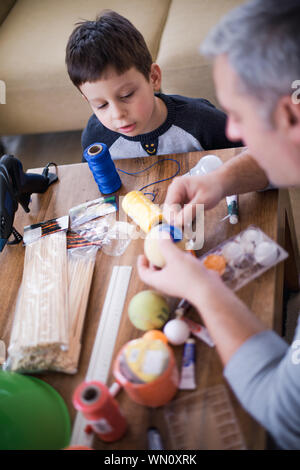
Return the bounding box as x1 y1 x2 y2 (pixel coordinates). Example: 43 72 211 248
0 0 243 136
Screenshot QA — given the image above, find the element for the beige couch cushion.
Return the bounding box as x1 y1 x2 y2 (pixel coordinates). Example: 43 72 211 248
157 0 245 106
0 0 16 26
0 0 171 134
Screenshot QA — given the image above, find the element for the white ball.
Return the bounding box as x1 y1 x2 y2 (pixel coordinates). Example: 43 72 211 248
254 241 278 266
198 155 223 174
222 242 244 264
240 228 263 247
163 319 190 345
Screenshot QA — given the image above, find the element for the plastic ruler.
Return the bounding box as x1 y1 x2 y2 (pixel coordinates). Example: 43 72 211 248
71 265 132 447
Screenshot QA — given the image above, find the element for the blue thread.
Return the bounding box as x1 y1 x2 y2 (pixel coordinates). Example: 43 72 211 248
84 143 122 194
83 143 181 202
117 158 180 202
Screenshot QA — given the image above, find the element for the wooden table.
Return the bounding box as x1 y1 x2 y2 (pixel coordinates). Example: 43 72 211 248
0 147 299 450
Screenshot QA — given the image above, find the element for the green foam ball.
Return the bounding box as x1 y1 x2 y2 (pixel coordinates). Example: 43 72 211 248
128 290 170 331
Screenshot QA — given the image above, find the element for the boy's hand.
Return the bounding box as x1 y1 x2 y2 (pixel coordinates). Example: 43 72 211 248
162 173 224 227
137 237 222 304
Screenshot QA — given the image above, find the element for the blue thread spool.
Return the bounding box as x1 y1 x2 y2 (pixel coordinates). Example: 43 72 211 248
84 143 122 194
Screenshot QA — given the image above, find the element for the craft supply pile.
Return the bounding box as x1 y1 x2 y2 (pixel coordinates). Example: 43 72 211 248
0 150 289 450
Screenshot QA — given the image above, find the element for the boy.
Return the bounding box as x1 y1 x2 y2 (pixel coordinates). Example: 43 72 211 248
66 10 241 160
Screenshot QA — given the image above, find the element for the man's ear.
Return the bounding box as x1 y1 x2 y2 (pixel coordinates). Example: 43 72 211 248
274 96 300 143
150 63 162 92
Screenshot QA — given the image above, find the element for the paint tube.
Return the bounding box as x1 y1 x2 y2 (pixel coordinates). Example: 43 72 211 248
179 338 196 390
147 427 164 450
182 317 215 347
225 195 238 224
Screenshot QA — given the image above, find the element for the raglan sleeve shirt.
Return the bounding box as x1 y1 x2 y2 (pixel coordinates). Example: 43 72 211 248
224 316 300 449
81 93 243 160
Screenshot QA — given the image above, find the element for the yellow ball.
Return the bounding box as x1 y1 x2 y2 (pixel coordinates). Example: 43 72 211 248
128 290 170 331
144 224 186 268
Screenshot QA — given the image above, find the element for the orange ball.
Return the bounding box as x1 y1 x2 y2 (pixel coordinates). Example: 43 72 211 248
143 330 168 344
203 254 227 275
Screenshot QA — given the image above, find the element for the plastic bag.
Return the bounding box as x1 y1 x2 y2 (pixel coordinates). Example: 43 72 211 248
5 231 70 373
51 245 98 374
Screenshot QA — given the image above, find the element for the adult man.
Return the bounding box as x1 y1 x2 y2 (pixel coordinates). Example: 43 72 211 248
138 0 300 450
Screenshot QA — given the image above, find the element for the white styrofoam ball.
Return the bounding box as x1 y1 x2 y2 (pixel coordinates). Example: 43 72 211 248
241 241 255 255
240 228 263 247
163 319 190 345
254 241 278 266
198 155 223 174
222 242 244 264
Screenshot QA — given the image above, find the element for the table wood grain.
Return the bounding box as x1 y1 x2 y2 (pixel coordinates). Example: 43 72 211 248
0 147 298 450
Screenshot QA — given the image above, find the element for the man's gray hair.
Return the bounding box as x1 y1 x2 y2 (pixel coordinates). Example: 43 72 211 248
201 0 300 121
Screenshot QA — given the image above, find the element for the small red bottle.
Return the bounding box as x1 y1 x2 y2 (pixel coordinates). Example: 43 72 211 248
72 381 127 442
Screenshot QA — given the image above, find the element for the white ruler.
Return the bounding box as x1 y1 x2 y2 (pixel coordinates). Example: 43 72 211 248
71 265 132 447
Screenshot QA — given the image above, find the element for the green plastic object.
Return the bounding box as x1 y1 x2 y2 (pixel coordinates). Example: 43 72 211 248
0 371 71 450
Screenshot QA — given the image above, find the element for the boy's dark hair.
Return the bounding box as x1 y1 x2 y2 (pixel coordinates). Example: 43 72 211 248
66 10 153 88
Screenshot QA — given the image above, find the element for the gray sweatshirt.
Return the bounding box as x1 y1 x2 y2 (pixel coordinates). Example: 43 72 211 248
224 315 300 449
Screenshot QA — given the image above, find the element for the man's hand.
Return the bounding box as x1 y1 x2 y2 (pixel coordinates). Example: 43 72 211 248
162 151 270 227
137 237 266 365
137 237 221 303
162 172 224 227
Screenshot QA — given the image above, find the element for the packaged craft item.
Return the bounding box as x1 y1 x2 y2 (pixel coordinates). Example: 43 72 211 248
200 225 288 291
164 384 246 450
113 335 179 407
70 198 133 257
54 245 98 374
69 196 117 228
122 190 163 233
5 230 69 373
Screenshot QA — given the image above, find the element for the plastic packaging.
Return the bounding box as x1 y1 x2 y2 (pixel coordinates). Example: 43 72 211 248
5 230 70 373
73 214 134 257
164 384 246 450
5 233 97 374
69 196 117 228
53 245 98 374
200 225 288 291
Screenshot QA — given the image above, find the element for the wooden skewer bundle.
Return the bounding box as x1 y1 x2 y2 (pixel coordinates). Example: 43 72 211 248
8 231 69 372
53 246 97 373
7 235 97 373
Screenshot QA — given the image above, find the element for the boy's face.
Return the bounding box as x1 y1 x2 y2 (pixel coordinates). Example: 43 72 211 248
80 65 165 137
